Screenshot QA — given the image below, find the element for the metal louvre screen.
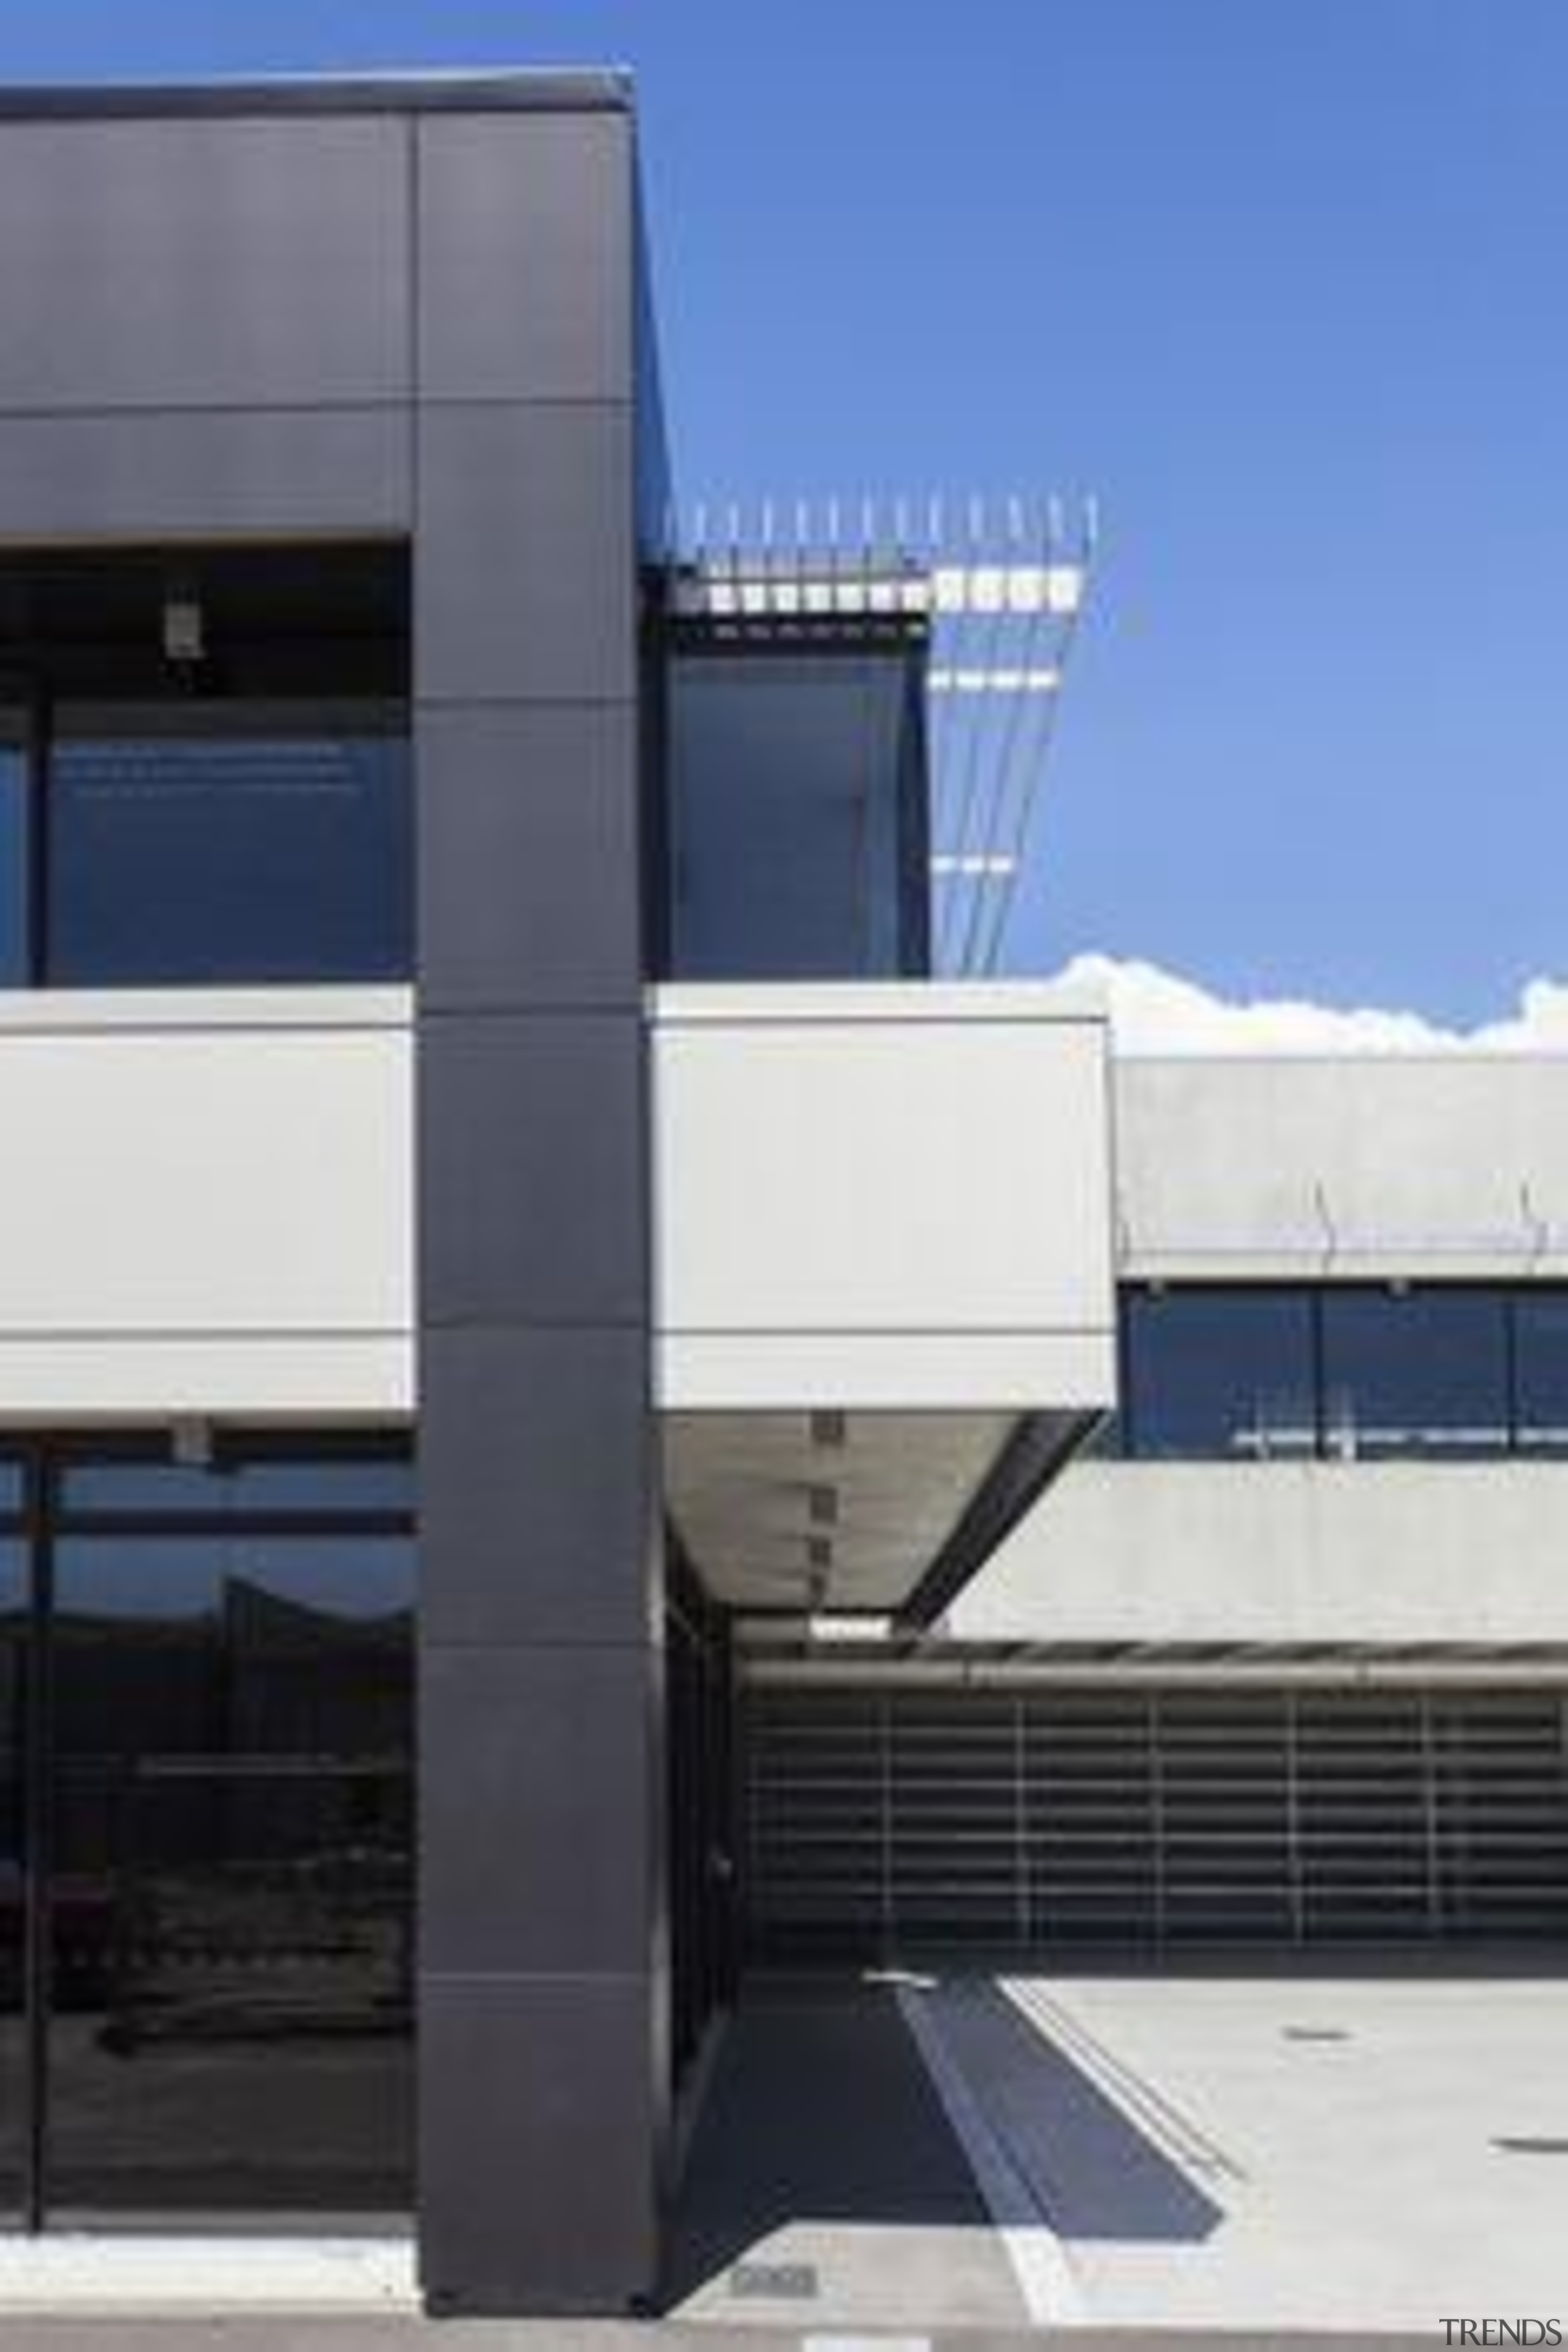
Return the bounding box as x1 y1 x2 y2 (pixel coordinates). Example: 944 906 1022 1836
744 1684 1568 1956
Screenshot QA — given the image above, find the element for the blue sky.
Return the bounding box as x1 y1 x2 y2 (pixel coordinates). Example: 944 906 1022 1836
0 2 1561 1021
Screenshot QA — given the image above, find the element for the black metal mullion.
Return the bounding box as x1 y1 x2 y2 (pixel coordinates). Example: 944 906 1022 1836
44 1426 413 1467
26 687 51 989
21 1441 55 2232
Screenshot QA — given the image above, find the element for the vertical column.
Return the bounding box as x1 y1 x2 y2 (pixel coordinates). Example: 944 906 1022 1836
412 104 667 2314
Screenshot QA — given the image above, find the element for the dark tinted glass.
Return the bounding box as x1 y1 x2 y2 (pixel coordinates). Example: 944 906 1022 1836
60 1455 414 1520
48 706 410 986
0 720 28 987
667 649 927 978
1124 1288 1317 1458
0 1540 25 2225
1513 1294 1568 1454
48 1532 414 2223
1320 1289 1509 1458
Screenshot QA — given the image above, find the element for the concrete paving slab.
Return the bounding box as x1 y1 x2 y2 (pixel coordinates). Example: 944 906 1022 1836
907 1966 1568 2332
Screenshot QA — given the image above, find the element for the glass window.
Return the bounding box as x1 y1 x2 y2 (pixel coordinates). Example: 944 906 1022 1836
1123 1288 1317 1459
59 1452 414 1520
50 1530 414 2221
1320 1289 1509 1459
666 647 927 979
48 704 411 987
1513 1292 1568 1455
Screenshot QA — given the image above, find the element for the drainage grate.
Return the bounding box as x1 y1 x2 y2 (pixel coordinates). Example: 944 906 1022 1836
1493 2136 1568 2155
1283 2026 1352 2043
731 2260 820 2299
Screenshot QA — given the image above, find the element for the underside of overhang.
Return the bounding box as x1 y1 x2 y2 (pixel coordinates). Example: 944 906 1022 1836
662 1403 1097 1624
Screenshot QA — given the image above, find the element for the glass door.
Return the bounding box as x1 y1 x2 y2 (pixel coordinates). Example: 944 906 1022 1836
0 1436 415 2232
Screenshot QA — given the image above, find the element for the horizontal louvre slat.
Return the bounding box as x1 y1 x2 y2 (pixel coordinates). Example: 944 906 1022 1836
745 1684 1568 1956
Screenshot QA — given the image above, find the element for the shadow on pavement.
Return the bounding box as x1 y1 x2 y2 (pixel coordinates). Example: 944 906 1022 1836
662 1974 992 2307
951 1979 1225 2242
663 1967 1226 2317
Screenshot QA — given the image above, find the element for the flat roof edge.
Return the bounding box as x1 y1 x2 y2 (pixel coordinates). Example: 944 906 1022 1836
0 68 634 121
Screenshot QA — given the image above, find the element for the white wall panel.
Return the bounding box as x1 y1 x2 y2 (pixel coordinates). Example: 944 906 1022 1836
951 1458 1568 1646
651 982 1115 1409
0 981 1117 1423
0 988 413 1418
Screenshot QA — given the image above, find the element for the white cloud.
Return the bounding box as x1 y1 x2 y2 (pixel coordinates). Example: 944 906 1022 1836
1050 952 1568 1056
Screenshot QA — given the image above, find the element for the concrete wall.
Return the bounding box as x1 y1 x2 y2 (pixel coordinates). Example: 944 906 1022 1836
1117 1055 1568 1278
652 982 1115 1410
949 1457 1568 1646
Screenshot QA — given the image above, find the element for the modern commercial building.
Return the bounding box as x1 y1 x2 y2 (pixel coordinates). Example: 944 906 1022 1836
0 58 1560 2328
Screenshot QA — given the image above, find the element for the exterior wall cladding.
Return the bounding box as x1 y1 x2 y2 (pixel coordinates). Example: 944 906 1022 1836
0 76 659 2313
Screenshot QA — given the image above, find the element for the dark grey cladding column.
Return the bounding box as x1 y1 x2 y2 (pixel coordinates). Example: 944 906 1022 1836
413 100 666 2315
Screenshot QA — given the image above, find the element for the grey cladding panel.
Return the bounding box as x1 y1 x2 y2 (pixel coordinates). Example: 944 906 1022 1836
0 116 410 409
421 1643 655 1973
409 89 658 2317
417 701 641 1011
0 407 410 540
416 111 633 401
419 1972 658 2312
413 402 636 703
419 1010 646 1327
420 1325 652 1646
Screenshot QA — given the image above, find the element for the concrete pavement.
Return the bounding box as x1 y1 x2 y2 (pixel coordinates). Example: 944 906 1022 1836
908 1965 1568 2331
0 1965 1557 2340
